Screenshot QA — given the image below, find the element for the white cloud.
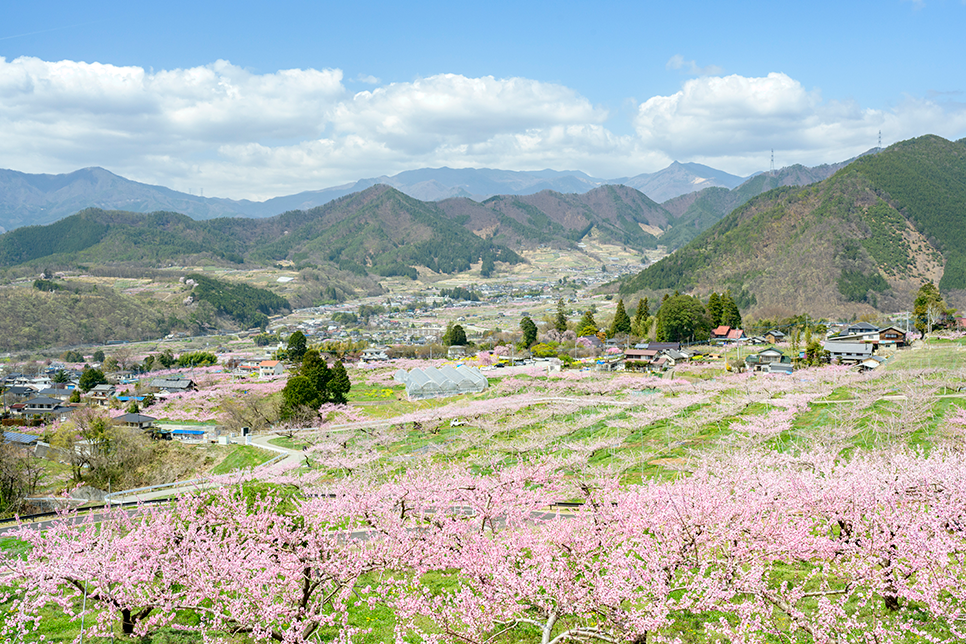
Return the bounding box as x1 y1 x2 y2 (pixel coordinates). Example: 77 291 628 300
1 56 965 199
354 74 381 84
634 72 966 175
665 54 724 76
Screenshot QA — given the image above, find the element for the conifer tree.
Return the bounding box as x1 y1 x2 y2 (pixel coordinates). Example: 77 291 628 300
554 298 568 333
329 361 351 404
520 316 538 348
721 290 742 328
632 298 649 337
300 349 331 402
287 331 308 363
707 292 723 327
577 309 597 336
609 298 632 336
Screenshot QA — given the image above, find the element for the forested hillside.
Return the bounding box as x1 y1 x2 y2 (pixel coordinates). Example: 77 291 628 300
618 136 966 319
0 187 523 280
658 157 861 251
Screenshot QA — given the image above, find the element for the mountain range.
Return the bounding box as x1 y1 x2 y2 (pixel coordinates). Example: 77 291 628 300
0 163 747 233
618 135 966 319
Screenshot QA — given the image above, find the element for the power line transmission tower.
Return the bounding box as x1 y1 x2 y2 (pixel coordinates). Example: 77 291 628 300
878 130 882 149
770 149 775 172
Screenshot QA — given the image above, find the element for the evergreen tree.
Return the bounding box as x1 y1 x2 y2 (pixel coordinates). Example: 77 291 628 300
707 292 723 327
92 349 105 363
300 349 331 402
520 316 538 348
721 291 742 328
52 369 69 384
632 298 649 337
78 367 108 393
577 309 598 336
329 361 351 404
554 298 568 333
287 331 308 363
609 298 632 336
281 376 322 418
442 323 468 346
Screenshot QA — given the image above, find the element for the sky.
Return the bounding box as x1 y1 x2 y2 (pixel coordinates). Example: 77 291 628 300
2 0 965 200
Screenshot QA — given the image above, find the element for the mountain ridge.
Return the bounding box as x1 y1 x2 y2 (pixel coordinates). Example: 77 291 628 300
617 135 966 319
0 163 751 232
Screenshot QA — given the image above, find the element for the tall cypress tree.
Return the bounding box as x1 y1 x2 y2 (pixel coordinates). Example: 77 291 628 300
707 292 723 327
329 361 351 404
609 298 632 336
300 349 331 403
554 298 568 333
721 290 742 328
632 298 649 336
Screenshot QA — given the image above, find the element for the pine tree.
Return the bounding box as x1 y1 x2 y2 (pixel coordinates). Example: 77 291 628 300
554 298 568 333
609 298 632 336
329 361 351 404
707 292 723 327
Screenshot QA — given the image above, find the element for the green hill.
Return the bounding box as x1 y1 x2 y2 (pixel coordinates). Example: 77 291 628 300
618 135 966 319
0 186 523 278
658 160 858 251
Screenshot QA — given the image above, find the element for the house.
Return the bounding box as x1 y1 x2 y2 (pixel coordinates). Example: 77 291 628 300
149 377 196 393
859 356 888 372
846 322 879 336
116 413 156 429
446 346 466 360
360 348 390 362
711 325 732 341
89 384 115 407
764 330 786 344
745 348 790 371
711 326 745 343
823 341 874 363
878 326 906 348
20 396 73 420
646 342 682 352
767 363 795 375
258 360 284 378
37 387 72 402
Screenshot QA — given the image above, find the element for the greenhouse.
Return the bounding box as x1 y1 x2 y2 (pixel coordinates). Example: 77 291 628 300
394 365 488 400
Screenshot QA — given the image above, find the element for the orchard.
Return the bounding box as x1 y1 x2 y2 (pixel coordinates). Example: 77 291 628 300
5 448 966 643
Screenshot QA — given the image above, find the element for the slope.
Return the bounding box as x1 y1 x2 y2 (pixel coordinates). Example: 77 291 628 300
618 136 966 319
658 157 867 251
445 185 672 249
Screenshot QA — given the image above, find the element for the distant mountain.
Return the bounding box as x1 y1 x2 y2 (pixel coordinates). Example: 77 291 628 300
0 163 743 233
0 186 525 280
0 166 610 232
438 185 671 250
657 153 878 251
618 135 966 319
613 162 746 203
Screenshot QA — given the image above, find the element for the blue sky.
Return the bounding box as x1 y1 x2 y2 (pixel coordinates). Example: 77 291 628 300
2 0 964 199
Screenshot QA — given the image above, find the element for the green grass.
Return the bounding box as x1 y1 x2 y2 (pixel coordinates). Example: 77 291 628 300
0 536 31 559
211 445 274 474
